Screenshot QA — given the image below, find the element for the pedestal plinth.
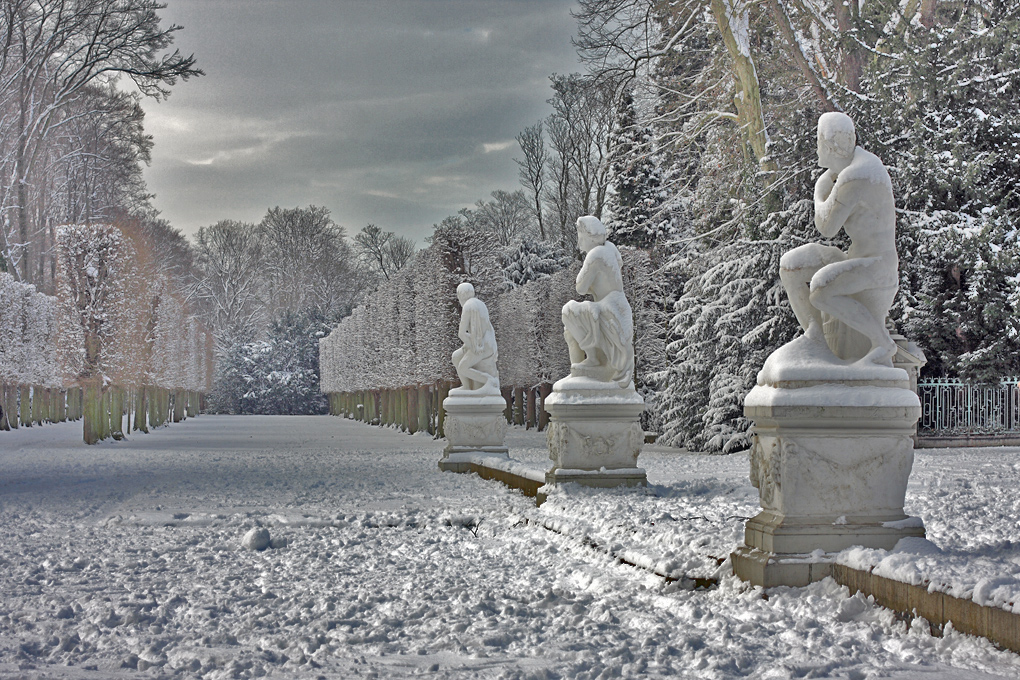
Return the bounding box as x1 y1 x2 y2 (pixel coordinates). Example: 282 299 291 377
544 376 646 488
439 394 508 472
732 341 925 587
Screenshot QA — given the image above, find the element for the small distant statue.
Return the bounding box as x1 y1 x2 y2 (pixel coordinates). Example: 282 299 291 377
450 282 500 395
779 112 899 366
561 216 635 389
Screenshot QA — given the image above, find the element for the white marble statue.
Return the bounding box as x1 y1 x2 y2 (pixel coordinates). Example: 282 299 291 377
450 282 499 396
779 111 898 367
561 216 635 389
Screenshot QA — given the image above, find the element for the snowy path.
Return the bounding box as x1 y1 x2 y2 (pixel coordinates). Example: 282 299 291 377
0 416 1018 679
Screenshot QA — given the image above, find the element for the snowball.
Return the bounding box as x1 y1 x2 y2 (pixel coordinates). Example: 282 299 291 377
242 527 271 551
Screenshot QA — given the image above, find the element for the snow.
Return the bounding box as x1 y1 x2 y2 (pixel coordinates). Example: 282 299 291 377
0 417 1019 678
756 334 910 385
746 384 920 408
837 447 1020 616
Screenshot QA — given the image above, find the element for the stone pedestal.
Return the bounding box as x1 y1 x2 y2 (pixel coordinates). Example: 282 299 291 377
439 394 508 472
732 338 925 588
544 376 646 488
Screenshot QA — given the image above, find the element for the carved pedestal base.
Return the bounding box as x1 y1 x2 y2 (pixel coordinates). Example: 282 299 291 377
543 380 646 488
439 395 508 472
732 379 925 588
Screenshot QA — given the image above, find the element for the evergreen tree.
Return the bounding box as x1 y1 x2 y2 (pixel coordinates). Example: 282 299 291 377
659 202 809 452
857 2 1020 380
214 309 333 415
606 90 666 249
500 239 572 290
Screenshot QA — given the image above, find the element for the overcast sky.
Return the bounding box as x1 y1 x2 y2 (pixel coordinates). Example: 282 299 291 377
140 0 581 243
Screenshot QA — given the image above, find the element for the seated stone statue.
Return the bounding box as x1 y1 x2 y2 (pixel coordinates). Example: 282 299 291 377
561 216 635 389
450 282 500 395
779 112 898 367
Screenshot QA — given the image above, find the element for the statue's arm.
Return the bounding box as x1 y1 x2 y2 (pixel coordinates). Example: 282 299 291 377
461 308 486 354
575 256 599 296
814 173 857 238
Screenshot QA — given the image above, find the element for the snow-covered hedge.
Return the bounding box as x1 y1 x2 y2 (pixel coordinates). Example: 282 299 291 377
54 223 209 393
0 273 61 386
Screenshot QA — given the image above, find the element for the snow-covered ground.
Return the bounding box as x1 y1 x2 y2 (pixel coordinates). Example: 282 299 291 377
1 416 1018 679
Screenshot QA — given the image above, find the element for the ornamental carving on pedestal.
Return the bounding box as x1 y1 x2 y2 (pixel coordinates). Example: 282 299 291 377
445 415 506 446
749 437 781 509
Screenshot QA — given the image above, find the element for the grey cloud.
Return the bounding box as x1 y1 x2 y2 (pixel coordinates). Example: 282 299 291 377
144 0 579 241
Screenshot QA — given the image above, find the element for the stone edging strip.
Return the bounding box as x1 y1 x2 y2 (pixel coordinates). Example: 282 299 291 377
465 461 545 501
831 563 1020 654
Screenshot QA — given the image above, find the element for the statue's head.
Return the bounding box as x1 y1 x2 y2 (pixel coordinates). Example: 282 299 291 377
817 112 856 170
575 216 607 254
457 281 475 306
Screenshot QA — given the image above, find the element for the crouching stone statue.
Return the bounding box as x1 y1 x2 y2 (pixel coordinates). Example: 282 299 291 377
543 216 646 490
439 282 507 471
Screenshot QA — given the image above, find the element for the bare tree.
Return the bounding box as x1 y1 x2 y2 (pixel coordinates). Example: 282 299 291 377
471 190 535 248
192 220 265 359
354 224 392 279
0 0 202 285
542 73 620 251
355 224 416 282
384 235 417 273
515 122 547 240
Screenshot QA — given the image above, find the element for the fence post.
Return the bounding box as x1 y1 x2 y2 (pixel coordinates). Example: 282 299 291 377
513 386 524 426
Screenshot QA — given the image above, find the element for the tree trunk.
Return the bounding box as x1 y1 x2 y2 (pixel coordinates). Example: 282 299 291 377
30 385 43 425
20 385 32 427
83 384 101 444
538 382 553 431
437 381 450 439
424 385 434 436
0 382 8 431
513 386 525 426
526 386 537 430
99 389 112 441
501 386 513 423
111 388 125 440
418 385 429 435
408 386 419 434
135 386 148 433
710 0 778 171
172 389 184 423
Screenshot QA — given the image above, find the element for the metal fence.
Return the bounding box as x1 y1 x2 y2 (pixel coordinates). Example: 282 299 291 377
918 378 1020 436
